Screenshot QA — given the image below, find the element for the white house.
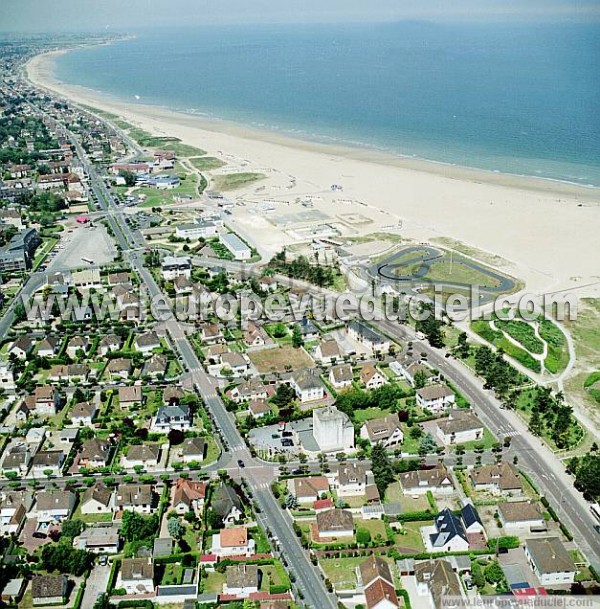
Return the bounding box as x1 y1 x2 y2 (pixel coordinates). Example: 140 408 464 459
224 564 260 598
416 384 456 413
290 368 325 403
359 365 387 390
329 364 354 390
0 361 16 392
211 526 255 557
360 414 404 448
336 463 371 498
161 255 191 280
314 338 342 366
525 537 576 586
424 508 469 553
316 509 354 539
498 501 546 532
80 483 113 515
118 558 154 595
34 491 76 523
435 409 483 445
121 445 161 472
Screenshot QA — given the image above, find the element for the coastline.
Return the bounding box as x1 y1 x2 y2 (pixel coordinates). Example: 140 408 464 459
25 48 600 299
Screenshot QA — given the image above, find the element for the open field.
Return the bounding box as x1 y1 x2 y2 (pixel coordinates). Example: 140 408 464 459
189 156 226 171
212 172 266 191
248 345 315 373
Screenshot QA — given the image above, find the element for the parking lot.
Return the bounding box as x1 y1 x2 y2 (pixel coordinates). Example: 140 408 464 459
46 224 117 271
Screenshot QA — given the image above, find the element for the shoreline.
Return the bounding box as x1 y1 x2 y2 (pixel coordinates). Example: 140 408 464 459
25 47 600 299
28 47 599 201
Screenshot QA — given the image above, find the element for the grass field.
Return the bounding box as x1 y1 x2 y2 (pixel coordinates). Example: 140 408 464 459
320 556 396 590
539 318 569 374
212 172 266 191
248 345 314 373
189 156 226 171
495 319 544 354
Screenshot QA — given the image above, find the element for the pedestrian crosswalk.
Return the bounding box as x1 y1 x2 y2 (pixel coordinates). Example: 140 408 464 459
499 429 520 438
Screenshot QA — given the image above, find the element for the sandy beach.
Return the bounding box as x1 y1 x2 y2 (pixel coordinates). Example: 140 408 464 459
26 49 600 299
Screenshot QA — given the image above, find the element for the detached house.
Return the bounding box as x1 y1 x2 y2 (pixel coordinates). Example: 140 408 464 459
98 334 122 355
118 385 143 409
525 537 576 586
79 438 111 470
426 508 469 553
80 482 113 515
118 558 154 595
316 508 354 539
227 380 269 404
114 484 154 514
224 564 260 598
70 401 97 426
66 336 89 359
211 482 243 525
37 336 61 358
336 463 372 498
329 364 354 390
356 555 400 609
314 338 342 366
33 386 60 416
290 368 325 403
30 450 65 477
498 501 546 532
399 465 453 495
135 331 161 354
121 444 161 471
179 437 207 463
212 526 255 558
287 476 330 504
106 358 132 380
360 414 404 448
416 384 456 413
360 364 387 390
172 479 207 516
150 404 192 432
469 462 523 496
35 491 76 523
31 575 68 607
348 320 390 354
435 409 483 445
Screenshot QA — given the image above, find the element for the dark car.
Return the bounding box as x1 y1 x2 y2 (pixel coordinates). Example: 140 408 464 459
32 531 47 539
237 459 245 468
281 439 294 447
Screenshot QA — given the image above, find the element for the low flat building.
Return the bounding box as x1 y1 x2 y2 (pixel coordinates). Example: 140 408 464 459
220 232 251 260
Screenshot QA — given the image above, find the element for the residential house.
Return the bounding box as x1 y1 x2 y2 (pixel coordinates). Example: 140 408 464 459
172 479 207 516
348 320 390 354
9 336 34 360
414 560 463 609
114 484 154 514
461 502 484 535
329 364 354 390
200 322 224 344
80 482 113 515
336 463 373 498
391 356 437 387
122 445 161 471
296 317 319 341
163 387 185 405
0 491 32 535
143 353 168 378
37 336 61 358
79 438 111 470
135 331 161 354
31 575 68 607
360 364 387 390
173 275 192 294
360 414 404 448
106 358 132 380
98 334 122 355
290 368 325 403
161 255 191 280
211 482 243 525
1 441 31 477
224 564 260 598
178 437 207 463
525 537 576 586
227 380 269 404
356 555 400 609
469 462 523 496
314 338 342 366
399 465 454 495
118 558 154 595
416 385 456 413
498 502 546 532
316 509 354 539
248 399 272 419
287 476 330 504
35 491 76 523
30 450 65 477
426 508 469 553
66 336 89 359
150 404 192 433
0 361 16 392
435 410 483 445
219 352 250 377
118 385 143 409
33 386 60 416
70 401 97 426
212 526 256 558
76 525 120 554
244 322 271 348
48 364 89 383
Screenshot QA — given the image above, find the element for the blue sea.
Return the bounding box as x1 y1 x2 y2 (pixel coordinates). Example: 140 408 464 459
54 22 600 186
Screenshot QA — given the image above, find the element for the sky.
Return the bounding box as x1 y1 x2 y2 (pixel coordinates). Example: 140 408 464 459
1 0 599 32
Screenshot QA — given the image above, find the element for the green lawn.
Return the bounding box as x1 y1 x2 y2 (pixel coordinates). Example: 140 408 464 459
161 563 183 585
204 571 226 593
212 172 266 191
189 156 226 171
495 319 544 354
394 521 428 553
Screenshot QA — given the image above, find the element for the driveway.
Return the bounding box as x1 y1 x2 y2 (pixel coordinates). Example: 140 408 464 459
82 564 111 608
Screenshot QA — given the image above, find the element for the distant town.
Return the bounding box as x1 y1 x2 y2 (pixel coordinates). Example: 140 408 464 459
0 34 598 609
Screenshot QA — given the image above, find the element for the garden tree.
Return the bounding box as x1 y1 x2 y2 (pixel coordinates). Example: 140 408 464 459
292 324 304 348
552 404 573 449
168 428 185 445
119 169 137 186
409 425 423 440
413 370 427 390
471 561 486 588
418 433 438 456
415 304 445 348
574 454 600 499
167 517 183 538
93 594 114 609
40 543 93 576
371 444 395 499
356 528 372 546
267 250 336 288
61 519 85 540
272 383 296 415
456 331 470 359
528 407 543 437
285 493 298 510
121 511 158 542
475 345 494 377
206 509 223 530
484 561 506 586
